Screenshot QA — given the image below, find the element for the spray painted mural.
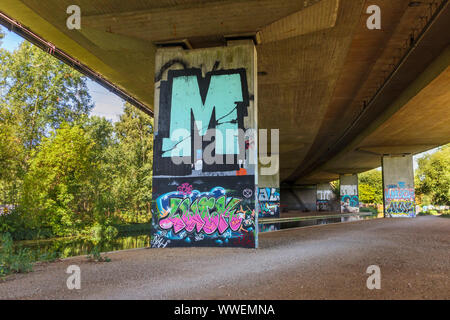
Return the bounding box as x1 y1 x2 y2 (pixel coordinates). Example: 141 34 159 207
152 46 257 248
340 185 359 213
316 188 334 212
151 177 255 248
154 68 251 176
384 182 415 218
257 187 280 218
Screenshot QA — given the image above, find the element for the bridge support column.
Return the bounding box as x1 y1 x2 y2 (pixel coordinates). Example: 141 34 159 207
258 156 280 219
340 174 359 213
382 155 416 218
316 183 337 212
151 41 258 248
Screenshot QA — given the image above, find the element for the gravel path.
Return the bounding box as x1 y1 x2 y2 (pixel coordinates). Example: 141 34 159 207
1 216 449 300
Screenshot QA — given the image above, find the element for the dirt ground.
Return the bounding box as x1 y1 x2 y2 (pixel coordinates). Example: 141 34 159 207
0 216 449 300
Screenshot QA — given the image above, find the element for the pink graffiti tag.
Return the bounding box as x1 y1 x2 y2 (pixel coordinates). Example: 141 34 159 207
177 183 193 195
159 212 243 235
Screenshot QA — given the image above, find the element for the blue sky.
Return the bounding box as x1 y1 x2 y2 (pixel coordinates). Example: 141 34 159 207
1 28 124 122
1 28 438 169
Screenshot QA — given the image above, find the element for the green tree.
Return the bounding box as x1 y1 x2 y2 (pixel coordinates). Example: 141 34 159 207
0 41 93 204
81 116 117 216
21 124 97 236
416 145 450 205
359 169 383 204
108 103 153 215
0 42 93 153
0 118 24 204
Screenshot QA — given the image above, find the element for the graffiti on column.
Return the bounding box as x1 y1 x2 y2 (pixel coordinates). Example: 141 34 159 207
152 55 256 248
384 182 415 217
340 185 359 213
257 187 280 218
152 178 255 248
154 67 250 176
316 189 333 212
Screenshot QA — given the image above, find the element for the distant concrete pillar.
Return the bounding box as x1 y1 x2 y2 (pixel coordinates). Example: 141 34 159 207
316 183 336 212
340 174 359 213
382 155 415 218
151 41 258 248
258 155 280 218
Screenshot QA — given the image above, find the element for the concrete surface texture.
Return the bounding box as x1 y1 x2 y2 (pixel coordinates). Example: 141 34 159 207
1 216 448 300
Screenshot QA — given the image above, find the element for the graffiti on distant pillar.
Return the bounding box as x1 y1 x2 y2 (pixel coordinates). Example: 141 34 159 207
340 185 359 213
384 182 415 217
257 187 280 218
316 189 333 212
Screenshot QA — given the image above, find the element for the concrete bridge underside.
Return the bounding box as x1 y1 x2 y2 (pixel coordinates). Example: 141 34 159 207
1 0 449 185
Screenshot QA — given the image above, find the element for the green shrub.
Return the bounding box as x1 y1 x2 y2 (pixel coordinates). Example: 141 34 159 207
0 233 34 277
87 245 111 262
87 223 117 262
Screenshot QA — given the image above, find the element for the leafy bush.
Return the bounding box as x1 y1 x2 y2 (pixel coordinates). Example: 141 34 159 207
0 233 33 277
87 246 111 262
87 223 117 262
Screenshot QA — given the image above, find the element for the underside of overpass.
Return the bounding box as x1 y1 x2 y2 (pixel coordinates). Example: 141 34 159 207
1 0 449 186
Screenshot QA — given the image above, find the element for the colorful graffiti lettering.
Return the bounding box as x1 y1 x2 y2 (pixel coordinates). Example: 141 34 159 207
386 200 415 216
316 189 333 212
154 68 250 176
384 188 415 201
257 187 280 218
340 184 359 213
156 186 254 236
316 200 330 212
384 182 415 217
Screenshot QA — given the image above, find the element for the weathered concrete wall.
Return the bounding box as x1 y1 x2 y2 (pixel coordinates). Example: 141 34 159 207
281 186 317 212
382 155 415 218
340 174 359 213
316 183 338 212
151 42 258 248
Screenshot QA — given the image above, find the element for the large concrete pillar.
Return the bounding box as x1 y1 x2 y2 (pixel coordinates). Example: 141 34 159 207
340 174 359 213
316 183 336 212
257 156 280 219
151 41 258 248
382 155 415 218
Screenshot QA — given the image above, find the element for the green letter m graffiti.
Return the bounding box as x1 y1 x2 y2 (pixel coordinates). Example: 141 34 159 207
161 69 249 158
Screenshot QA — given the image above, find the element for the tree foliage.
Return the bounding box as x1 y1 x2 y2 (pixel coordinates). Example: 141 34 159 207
21 124 97 236
0 42 93 205
0 41 153 239
358 169 383 204
416 145 450 206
